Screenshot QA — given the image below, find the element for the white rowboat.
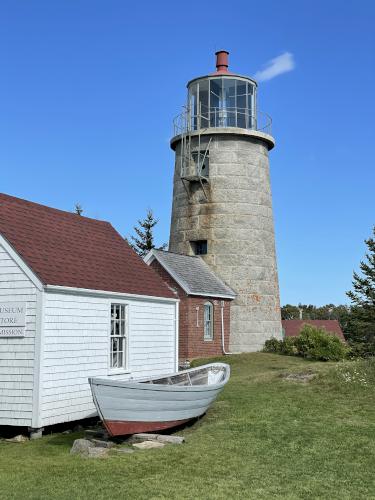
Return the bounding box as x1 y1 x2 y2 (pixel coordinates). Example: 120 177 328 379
89 363 230 436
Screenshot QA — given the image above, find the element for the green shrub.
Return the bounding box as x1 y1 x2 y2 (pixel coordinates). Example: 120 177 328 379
264 325 348 361
295 324 348 361
280 337 299 356
264 337 282 353
263 337 298 356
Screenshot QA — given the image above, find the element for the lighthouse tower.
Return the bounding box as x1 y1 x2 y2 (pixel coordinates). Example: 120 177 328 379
169 51 282 352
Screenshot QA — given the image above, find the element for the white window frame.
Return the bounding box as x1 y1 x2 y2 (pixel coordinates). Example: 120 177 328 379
203 301 214 341
109 302 129 373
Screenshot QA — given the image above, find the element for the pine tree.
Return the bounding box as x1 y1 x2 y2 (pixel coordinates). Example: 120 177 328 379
347 226 375 308
74 203 83 216
346 226 375 351
129 209 166 257
281 304 300 319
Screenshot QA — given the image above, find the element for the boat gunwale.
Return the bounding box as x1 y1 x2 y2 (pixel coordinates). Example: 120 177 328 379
89 362 230 393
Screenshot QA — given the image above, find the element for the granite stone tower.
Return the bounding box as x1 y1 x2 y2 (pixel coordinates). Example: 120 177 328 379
169 51 282 352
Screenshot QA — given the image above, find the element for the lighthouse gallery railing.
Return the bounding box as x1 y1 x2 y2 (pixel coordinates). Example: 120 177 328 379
173 105 272 137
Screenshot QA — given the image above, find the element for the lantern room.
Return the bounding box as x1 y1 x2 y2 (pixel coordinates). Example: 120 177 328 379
186 51 258 131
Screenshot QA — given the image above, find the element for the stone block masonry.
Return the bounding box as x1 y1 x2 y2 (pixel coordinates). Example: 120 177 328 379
169 132 282 352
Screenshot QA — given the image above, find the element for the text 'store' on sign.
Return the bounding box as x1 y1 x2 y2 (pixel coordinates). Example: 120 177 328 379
0 302 27 337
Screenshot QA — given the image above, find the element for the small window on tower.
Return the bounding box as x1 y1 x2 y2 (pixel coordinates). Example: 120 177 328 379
192 151 209 178
191 240 207 255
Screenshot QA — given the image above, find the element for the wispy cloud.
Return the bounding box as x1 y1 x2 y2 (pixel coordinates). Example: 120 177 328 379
254 52 295 82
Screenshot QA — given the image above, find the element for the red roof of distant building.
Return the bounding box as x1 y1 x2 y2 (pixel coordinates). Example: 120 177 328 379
0 193 175 299
282 320 345 341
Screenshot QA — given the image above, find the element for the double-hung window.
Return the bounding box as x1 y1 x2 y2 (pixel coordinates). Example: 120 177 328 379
204 302 214 341
110 304 127 370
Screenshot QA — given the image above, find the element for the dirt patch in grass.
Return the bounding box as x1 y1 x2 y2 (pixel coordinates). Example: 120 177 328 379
281 371 317 382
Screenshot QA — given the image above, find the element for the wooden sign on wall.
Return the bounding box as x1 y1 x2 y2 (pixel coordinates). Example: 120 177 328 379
0 302 27 337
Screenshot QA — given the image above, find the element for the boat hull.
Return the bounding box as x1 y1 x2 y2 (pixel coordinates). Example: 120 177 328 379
89 363 230 437
103 418 190 436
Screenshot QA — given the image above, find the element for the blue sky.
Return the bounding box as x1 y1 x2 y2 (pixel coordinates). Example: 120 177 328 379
1 0 374 305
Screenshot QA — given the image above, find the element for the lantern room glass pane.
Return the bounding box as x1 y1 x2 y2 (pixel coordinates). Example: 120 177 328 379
237 82 247 129
210 78 221 127
189 83 198 130
198 80 209 129
247 82 255 129
223 79 236 127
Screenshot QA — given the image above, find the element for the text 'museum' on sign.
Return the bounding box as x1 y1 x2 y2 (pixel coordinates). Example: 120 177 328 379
0 302 27 337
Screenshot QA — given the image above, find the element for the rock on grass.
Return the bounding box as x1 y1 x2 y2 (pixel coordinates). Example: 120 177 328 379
70 439 95 456
5 435 29 443
133 441 165 450
130 433 184 444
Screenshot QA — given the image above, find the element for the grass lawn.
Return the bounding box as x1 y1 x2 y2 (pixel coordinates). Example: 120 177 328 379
0 353 374 499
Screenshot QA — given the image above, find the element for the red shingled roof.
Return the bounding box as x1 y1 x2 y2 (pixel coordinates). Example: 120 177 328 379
0 193 175 299
282 320 345 341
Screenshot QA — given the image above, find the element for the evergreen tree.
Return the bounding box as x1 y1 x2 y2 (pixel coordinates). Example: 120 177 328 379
74 203 83 216
281 304 300 320
346 226 375 352
129 209 166 257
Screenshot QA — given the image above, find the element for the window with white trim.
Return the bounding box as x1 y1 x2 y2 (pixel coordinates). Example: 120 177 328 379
110 304 127 369
204 302 214 341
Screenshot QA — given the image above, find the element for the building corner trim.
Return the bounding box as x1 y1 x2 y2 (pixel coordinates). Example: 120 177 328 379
32 289 45 429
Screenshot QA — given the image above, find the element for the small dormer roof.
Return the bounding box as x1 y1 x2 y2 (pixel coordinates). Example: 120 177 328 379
144 249 236 300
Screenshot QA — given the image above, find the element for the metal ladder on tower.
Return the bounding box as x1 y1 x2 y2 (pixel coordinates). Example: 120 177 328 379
179 103 212 201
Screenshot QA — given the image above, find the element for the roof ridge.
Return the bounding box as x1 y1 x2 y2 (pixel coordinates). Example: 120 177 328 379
0 192 110 225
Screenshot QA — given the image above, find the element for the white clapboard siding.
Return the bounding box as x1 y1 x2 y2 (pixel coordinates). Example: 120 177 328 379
41 292 176 427
0 244 37 426
41 293 110 426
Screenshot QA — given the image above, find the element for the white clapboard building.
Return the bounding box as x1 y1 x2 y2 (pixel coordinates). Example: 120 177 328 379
0 193 178 437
